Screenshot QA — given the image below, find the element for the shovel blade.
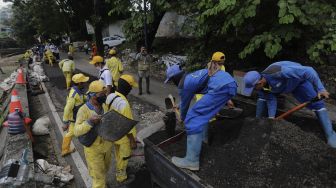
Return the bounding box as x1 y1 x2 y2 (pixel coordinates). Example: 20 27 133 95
97 110 139 142
217 107 244 119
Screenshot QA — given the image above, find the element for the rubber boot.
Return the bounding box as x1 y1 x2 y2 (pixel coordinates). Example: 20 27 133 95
172 133 202 171
138 77 142 95
256 98 267 118
315 108 336 148
61 136 75 156
146 77 151 94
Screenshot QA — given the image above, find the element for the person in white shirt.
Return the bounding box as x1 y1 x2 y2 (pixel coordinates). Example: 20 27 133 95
89 55 114 95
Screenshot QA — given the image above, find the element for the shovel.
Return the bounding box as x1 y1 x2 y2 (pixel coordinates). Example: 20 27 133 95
216 106 244 119
276 96 324 120
166 94 181 122
97 110 139 142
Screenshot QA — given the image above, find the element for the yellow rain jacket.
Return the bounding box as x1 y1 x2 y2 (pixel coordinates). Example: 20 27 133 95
59 59 75 73
74 102 112 188
69 45 75 54
23 50 32 61
106 57 123 86
106 91 135 182
63 87 85 123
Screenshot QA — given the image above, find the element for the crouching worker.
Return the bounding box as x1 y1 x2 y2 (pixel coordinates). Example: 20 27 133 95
106 74 138 184
59 54 75 90
243 61 336 148
61 73 89 156
74 80 112 188
165 52 238 171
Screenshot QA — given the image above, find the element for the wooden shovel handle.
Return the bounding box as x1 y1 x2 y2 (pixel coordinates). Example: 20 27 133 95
275 96 323 120
275 102 308 120
23 122 34 143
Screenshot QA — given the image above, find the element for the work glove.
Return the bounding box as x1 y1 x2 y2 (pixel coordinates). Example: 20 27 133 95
88 115 102 126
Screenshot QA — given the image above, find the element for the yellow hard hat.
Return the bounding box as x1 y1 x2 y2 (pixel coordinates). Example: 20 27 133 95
72 73 89 83
89 56 104 65
211 52 225 62
109 49 116 55
88 80 105 93
120 74 138 88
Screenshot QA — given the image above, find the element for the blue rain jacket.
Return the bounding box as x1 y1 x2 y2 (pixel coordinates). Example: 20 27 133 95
259 61 326 117
184 70 237 135
178 69 209 121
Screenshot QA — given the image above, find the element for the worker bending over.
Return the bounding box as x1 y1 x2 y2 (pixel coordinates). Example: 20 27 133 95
106 74 138 184
243 61 336 148
74 80 111 188
59 54 75 90
90 55 114 95
106 49 123 87
165 52 237 171
61 73 89 156
44 49 54 66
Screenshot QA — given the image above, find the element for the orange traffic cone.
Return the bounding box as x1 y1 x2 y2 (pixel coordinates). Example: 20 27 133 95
9 89 23 113
16 68 26 84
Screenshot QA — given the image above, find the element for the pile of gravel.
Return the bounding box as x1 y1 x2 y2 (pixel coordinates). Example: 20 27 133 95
152 118 336 187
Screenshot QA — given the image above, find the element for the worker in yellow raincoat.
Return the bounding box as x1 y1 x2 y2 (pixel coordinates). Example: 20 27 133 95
69 43 75 56
44 49 55 66
106 49 124 87
23 50 33 61
61 73 89 156
106 74 137 184
74 80 112 188
59 54 75 90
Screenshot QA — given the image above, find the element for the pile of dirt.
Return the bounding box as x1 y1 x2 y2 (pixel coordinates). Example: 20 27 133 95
153 118 336 187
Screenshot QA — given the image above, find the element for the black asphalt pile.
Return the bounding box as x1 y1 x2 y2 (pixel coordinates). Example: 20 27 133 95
149 118 336 187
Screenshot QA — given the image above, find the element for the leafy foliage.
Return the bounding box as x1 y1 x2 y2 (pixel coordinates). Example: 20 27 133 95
192 0 336 65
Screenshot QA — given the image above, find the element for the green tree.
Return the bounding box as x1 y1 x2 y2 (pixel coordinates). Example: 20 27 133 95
11 0 37 46
194 0 336 65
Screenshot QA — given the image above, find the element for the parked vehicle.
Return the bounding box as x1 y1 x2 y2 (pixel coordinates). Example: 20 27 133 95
103 35 126 49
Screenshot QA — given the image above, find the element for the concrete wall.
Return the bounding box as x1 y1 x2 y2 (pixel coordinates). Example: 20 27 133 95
156 11 195 38
102 20 126 37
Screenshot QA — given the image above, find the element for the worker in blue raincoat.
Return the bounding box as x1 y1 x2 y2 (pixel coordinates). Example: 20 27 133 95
164 52 237 170
243 61 336 148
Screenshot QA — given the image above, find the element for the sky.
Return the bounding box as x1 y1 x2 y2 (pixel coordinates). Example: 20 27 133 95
0 0 12 8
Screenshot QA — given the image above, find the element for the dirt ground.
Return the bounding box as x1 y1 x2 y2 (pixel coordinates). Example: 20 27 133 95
148 114 336 187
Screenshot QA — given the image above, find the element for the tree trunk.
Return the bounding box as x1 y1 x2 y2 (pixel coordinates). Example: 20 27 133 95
94 23 104 56
146 11 165 51
94 0 104 56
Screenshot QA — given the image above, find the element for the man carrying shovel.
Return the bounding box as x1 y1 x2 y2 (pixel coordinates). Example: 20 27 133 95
243 61 336 148
106 74 138 185
164 52 238 171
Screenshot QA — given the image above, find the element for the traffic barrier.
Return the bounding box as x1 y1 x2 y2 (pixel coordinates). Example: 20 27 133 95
16 68 26 84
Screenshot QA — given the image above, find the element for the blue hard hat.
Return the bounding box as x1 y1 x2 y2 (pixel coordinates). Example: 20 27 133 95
164 64 183 84
243 71 261 96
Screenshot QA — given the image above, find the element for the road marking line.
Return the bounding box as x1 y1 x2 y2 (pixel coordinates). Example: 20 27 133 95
41 83 92 187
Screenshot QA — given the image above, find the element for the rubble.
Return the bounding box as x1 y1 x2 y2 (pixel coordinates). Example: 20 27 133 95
35 159 74 183
32 116 50 136
28 62 49 83
0 70 18 91
153 118 336 187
